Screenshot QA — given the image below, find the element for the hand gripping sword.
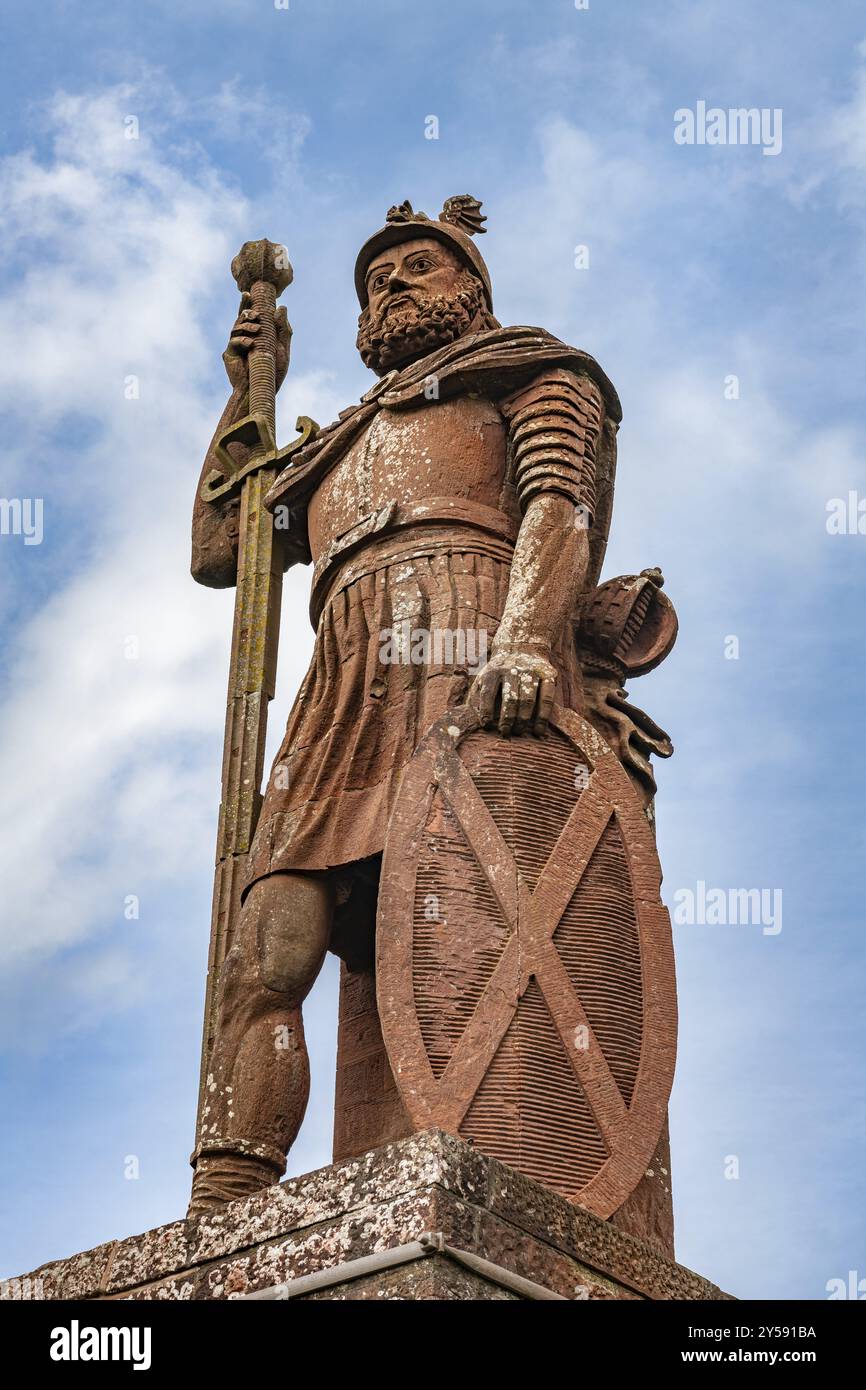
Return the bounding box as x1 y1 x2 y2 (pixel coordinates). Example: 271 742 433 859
193 239 317 1154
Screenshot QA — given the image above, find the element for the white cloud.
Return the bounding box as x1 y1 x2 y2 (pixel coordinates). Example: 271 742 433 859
822 39 866 185
2 52 864 1293
0 82 333 1014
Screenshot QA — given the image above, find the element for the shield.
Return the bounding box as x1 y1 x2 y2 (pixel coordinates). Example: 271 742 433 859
376 704 677 1218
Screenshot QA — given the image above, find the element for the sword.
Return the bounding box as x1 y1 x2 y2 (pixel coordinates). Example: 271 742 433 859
193 239 315 1153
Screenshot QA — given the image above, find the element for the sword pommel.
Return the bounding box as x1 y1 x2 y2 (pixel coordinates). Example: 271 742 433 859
231 239 293 296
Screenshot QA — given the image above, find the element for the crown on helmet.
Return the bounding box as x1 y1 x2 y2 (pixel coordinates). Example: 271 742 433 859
354 195 493 312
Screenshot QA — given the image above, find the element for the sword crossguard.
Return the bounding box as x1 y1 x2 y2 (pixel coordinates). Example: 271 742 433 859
201 414 319 505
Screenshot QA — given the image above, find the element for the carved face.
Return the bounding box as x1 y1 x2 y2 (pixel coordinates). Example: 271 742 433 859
357 236 489 374
365 237 464 320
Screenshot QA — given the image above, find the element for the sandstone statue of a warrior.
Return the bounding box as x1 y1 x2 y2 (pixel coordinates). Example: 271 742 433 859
188 197 680 1247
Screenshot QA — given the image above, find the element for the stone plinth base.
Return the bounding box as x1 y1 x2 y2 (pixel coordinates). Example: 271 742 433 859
2 1131 730 1302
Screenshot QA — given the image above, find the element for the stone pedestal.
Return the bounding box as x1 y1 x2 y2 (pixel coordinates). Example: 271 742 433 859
2 1131 729 1302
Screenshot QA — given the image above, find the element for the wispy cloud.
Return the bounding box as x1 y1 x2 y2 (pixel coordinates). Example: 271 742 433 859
1 3 864 1294
0 80 333 1014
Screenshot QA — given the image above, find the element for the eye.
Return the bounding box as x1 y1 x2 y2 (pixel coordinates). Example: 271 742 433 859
410 257 433 273
371 272 389 290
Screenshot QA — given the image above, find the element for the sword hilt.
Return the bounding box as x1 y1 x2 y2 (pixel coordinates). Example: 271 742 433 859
200 414 319 504
230 239 293 447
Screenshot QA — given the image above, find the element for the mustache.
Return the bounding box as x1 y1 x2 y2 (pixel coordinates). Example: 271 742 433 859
375 290 423 320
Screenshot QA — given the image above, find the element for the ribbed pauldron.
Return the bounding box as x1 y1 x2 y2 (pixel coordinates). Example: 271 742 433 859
502 367 604 520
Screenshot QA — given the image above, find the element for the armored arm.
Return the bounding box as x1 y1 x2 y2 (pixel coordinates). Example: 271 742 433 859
497 365 602 639
470 366 605 734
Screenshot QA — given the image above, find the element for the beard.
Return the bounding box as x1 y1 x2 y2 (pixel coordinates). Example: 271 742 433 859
356 270 490 374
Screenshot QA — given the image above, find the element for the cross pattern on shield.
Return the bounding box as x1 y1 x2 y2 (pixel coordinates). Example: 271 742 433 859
376 704 677 1218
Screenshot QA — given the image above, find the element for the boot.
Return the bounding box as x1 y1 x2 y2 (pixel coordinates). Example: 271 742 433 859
187 1149 284 1218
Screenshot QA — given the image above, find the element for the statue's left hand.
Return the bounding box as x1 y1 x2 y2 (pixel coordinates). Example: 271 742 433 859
468 646 557 737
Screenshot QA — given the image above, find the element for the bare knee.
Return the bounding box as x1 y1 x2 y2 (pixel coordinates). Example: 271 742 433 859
247 871 334 1003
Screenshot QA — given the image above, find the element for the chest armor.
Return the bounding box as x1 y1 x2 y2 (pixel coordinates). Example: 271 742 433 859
306 395 510 562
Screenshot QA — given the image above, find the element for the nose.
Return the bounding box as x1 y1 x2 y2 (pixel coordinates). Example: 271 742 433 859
387 267 410 293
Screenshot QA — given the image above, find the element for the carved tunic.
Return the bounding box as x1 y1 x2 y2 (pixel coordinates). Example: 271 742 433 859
242 362 608 895
307 398 511 555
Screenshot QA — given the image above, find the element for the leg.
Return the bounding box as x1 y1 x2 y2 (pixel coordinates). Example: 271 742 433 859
188 870 334 1215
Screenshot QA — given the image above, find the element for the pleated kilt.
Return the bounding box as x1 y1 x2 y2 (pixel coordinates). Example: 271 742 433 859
243 530 583 893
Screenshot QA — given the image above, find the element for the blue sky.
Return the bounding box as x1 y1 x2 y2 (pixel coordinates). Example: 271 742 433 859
0 0 864 1300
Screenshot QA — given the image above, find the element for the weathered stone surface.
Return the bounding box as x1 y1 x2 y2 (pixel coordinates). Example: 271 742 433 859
333 960 413 1163
300 1257 518 1301
376 705 677 1233
188 195 683 1253
3 1131 730 1302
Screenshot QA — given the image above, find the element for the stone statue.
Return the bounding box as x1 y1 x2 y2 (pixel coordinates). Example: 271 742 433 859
188 198 679 1245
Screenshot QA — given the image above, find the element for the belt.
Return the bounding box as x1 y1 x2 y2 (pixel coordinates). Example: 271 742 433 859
310 497 518 627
